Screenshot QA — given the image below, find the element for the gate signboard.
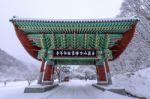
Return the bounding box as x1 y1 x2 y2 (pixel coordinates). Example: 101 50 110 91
53 49 97 58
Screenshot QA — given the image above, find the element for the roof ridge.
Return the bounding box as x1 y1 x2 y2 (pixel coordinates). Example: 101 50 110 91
10 16 139 23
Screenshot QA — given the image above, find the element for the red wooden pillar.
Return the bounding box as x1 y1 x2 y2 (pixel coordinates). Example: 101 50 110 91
43 63 54 82
37 59 45 84
96 61 112 85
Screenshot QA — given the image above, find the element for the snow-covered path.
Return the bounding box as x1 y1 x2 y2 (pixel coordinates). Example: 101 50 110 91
0 80 135 99
43 80 102 99
42 80 135 99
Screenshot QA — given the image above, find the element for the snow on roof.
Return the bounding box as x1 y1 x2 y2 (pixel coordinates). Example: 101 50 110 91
10 16 139 23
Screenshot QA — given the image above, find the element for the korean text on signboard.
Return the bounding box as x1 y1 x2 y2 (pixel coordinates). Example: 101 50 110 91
53 49 97 58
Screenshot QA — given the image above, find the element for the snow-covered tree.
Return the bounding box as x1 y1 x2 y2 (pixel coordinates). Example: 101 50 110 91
110 0 150 74
71 66 96 80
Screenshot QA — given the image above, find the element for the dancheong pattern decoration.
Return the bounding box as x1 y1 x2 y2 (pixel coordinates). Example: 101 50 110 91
10 17 139 65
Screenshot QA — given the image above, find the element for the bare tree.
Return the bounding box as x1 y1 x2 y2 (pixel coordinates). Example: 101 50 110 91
55 65 70 83
4 80 7 86
23 73 37 86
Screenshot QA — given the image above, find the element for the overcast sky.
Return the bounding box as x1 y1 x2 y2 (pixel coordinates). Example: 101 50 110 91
0 0 123 65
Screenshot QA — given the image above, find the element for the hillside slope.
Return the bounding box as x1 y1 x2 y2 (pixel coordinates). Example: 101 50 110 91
0 48 38 81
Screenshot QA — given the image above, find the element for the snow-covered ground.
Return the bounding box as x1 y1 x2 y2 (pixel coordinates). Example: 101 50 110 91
0 80 135 99
0 67 150 99
110 67 150 99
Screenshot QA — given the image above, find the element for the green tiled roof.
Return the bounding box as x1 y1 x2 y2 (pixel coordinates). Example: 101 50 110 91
10 17 138 64
11 17 138 34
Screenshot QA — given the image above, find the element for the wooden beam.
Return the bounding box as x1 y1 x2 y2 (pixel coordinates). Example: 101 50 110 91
110 25 136 60
13 25 40 61
51 32 55 48
105 34 110 49
95 33 99 48
74 32 76 48
84 33 87 48
40 33 46 49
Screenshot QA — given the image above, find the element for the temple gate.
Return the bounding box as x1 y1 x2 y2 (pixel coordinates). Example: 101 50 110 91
10 17 138 85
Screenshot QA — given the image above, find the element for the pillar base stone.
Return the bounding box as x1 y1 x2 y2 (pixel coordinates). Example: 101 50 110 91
42 81 54 85
24 83 58 93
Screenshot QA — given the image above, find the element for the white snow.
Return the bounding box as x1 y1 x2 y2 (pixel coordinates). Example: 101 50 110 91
0 80 135 99
1 67 150 99
105 67 150 99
